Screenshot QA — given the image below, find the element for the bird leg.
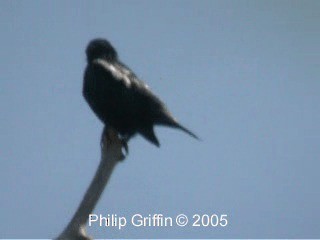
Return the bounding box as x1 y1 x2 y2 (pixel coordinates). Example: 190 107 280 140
101 126 127 160
120 135 129 156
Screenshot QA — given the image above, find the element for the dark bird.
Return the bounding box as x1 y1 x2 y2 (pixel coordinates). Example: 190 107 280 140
83 38 198 151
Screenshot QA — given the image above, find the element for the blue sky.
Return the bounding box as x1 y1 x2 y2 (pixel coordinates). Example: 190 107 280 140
0 0 319 238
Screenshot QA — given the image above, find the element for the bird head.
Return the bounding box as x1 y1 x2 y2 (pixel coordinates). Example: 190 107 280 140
86 38 118 63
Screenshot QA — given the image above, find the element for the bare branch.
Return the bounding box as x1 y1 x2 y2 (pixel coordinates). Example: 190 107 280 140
56 127 124 240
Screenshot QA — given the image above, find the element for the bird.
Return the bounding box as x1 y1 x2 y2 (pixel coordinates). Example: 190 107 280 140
83 38 198 152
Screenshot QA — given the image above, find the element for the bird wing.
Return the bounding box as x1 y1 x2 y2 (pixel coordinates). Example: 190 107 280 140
88 59 167 129
86 58 198 142
92 59 165 111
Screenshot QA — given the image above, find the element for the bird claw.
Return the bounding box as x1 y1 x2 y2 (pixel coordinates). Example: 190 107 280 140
100 127 128 161
120 138 129 156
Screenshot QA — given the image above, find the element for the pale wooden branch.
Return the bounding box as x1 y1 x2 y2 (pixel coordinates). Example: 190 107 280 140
56 127 124 240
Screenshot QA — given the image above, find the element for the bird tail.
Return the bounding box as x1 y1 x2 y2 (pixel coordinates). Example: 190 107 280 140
157 113 199 140
171 121 199 140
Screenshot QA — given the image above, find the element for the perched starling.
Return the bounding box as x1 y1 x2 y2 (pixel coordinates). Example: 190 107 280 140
83 38 198 150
